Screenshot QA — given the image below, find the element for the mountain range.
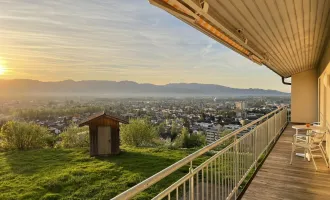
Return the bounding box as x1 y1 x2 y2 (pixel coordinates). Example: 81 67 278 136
0 79 289 97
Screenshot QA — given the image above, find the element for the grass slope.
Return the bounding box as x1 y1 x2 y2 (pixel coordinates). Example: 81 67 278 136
0 147 199 200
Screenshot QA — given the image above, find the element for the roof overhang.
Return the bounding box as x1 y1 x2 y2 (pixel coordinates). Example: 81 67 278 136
79 111 129 126
149 0 330 78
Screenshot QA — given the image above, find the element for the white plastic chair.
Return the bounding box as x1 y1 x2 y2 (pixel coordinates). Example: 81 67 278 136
290 130 329 170
292 129 308 143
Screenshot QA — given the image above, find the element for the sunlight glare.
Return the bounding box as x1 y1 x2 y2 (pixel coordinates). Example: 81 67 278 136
0 65 5 75
0 58 6 75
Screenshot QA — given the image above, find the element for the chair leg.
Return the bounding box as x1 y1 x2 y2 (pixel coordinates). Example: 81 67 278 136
309 149 318 170
290 144 295 165
320 145 327 157
320 146 329 168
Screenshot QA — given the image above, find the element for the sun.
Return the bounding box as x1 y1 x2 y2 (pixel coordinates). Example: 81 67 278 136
0 65 5 75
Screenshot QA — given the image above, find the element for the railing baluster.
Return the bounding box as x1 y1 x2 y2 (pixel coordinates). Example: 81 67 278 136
240 140 242 184
221 154 224 200
176 187 178 200
229 148 232 197
206 165 208 200
215 160 217 200
244 137 246 173
246 136 248 175
218 157 220 200
226 151 228 198
211 161 213 200
214 159 217 200
197 170 199 200
202 168 204 200
232 147 234 195
184 181 186 200
229 147 231 196
190 161 194 200
235 136 238 198
254 129 257 170
191 174 194 200
223 152 226 199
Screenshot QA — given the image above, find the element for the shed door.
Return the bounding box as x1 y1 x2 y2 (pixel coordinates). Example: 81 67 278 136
97 126 111 155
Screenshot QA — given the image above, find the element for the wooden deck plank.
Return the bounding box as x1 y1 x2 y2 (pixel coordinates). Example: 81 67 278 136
242 124 330 200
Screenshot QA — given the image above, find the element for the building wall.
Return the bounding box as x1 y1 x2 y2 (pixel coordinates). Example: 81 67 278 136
291 69 318 123
317 39 330 160
319 40 330 75
235 101 247 110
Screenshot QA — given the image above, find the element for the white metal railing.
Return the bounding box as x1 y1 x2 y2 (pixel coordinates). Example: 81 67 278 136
112 107 288 200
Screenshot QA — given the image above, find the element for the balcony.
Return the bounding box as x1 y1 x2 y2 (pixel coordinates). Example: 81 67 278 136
112 108 330 200
242 125 330 200
112 107 290 199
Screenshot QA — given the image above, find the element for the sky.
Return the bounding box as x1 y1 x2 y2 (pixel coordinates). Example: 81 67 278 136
0 0 291 92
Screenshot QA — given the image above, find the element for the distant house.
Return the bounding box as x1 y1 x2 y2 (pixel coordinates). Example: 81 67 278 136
224 124 241 130
48 127 61 135
205 128 219 144
196 122 213 128
72 117 79 123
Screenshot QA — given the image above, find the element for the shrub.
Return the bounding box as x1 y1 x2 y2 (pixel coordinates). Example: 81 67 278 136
59 124 89 148
187 134 206 148
0 121 52 150
170 121 180 141
174 128 206 148
120 118 158 147
45 134 59 148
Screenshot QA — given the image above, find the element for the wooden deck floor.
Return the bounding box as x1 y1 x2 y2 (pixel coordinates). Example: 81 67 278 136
241 124 330 200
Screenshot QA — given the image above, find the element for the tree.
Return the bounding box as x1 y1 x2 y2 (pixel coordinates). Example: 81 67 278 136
183 118 190 129
60 124 89 148
170 121 180 141
181 127 190 147
174 128 206 148
0 121 52 150
157 122 166 135
200 112 206 121
120 118 158 147
173 127 189 148
157 122 168 139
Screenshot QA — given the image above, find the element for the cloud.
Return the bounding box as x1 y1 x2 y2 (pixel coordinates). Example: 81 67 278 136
0 0 290 92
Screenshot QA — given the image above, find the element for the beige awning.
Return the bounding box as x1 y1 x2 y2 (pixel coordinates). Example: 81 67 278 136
149 0 330 78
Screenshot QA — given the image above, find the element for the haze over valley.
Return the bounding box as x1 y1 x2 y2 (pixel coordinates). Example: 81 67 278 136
0 79 290 97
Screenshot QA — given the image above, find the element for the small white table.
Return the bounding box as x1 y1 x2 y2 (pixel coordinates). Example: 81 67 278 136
292 125 326 161
292 125 326 132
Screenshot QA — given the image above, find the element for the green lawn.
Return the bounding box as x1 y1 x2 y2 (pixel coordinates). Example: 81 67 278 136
0 147 201 200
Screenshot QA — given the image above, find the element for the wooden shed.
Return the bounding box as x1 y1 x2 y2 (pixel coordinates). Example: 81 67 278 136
79 111 128 156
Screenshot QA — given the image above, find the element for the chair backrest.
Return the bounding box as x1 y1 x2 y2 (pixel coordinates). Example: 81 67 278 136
310 130 326 145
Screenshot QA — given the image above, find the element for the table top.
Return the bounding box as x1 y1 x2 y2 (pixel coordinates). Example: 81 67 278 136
292 125 326 131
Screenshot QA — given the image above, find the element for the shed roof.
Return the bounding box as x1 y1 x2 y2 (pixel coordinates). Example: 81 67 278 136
79 111 129 126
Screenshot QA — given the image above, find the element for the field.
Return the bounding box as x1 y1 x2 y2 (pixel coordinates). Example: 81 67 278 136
0 147 200 200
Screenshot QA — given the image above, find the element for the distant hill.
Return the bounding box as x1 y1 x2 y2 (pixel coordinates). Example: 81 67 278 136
0 79 290 97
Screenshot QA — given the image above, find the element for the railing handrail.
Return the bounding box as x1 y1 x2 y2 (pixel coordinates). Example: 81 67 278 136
111 106 287 200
